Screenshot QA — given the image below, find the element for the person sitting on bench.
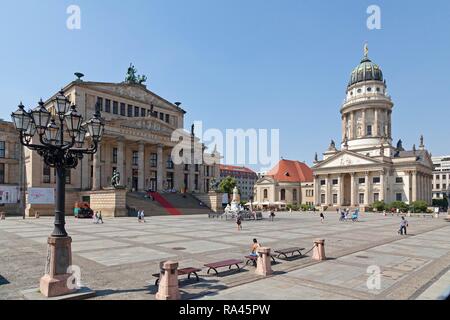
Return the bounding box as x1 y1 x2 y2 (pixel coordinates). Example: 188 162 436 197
250 238 260 257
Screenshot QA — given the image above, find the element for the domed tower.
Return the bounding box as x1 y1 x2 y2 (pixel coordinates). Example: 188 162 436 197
341 44 394 157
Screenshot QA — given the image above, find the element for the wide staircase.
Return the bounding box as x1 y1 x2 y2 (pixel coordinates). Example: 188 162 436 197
126 192 213 216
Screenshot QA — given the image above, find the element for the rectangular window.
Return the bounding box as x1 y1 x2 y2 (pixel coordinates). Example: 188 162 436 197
332 194 338 204
195 164 199 172
112 148 118 163
166 155 174 169
150 153 157 168
141 108 146 117
132 151 139 166
105 99 111 113
159 112 164 121
367 125 372 136
43 164 51 183
127 105 133 117
395 177 403 183
436 184 440 189
96 97 103 112
194 175 199 190
134 106 140 117
120 103 126 116
113 101 119 114
0 163 4 184
332 179 338 185
358 178 366 184
165 114 170 123
373 193 379 202
359 193 365 204
320 194 326 204
443 184 447 190
320 180 326 186
436 175 440 180
373 177 381 184
0 141 5 158
396 193 402 201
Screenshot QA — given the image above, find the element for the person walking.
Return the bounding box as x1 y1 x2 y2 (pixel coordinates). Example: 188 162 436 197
236 214 242 231
97 211 104 224
269 210 275 221
137 210 142 223
93 211 99 224
140 209 146 223
398 216 409 235
320 212 325 223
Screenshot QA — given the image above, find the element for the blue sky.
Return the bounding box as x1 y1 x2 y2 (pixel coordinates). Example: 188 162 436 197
1 0 449 171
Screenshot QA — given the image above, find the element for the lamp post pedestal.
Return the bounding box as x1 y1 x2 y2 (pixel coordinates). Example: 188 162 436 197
40 236 75 297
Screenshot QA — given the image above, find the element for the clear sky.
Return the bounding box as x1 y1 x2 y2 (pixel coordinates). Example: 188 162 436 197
1 0 449 171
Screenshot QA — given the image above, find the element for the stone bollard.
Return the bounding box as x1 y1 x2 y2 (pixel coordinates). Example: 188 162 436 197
407 212 411 217
255 247 273 276
312 239 326 261
155 260 180 300
0 212 5 220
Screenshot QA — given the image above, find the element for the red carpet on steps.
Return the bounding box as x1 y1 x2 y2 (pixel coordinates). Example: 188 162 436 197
149 192 182 215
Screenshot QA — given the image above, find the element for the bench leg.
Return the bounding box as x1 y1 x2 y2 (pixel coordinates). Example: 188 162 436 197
236 264 241 271
155 278 159 286
271 256 276 263
193 272 199 282
207 268 219 276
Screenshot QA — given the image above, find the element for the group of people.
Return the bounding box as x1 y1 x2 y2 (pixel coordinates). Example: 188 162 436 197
235 210 276 231
338 208 359 222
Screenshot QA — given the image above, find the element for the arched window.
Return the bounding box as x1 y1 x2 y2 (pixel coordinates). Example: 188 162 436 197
293 189 297 201
263 189 268 199
280 189 286 201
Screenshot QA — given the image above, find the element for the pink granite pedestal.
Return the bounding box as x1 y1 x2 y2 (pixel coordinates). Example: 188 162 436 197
155 260 180 300
312 239 326 261
255 247 273 276
39 236 76 298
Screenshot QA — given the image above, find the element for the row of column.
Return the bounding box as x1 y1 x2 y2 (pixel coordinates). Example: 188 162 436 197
342 108 391 140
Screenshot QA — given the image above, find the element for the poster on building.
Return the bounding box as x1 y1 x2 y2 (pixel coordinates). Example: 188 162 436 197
28 188 55 204
0 186 20 204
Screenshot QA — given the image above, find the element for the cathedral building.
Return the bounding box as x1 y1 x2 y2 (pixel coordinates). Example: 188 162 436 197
312 46 433 209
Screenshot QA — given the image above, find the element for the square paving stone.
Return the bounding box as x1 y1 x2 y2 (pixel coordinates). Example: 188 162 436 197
159 240 235 254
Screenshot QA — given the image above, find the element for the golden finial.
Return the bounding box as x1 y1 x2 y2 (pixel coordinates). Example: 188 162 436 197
364 42 369 58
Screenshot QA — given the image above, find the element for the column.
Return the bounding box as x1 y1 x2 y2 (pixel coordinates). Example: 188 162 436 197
92 143 101 190
374 109 379 136
116 138 125 185
350 112 355 139
157 144 164 191
365 171 370 205
380 170 385 202
80 154 90 190
327 175 332 206
361 110 366 137
138 141 145 191
314 175 320 206
412 171 417 202
339 174 344 206
350 173 356 206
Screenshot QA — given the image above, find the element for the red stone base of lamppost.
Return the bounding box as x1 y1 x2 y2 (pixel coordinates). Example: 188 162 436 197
39 236 76 298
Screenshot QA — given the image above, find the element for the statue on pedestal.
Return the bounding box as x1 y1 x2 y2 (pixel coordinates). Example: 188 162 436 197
111 170 121 188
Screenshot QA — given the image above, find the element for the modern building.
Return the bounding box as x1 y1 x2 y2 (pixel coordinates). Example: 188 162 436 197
219 164 258 201
312 46 433 210
8 68 221 216
253 159 314 208
432 156 450 199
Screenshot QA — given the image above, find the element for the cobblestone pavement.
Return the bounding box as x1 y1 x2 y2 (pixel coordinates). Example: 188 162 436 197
0 212 448 300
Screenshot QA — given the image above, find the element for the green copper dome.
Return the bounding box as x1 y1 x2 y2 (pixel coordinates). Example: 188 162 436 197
348 56 384 87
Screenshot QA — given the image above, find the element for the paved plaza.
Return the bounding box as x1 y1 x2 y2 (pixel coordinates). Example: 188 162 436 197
0 212 449 300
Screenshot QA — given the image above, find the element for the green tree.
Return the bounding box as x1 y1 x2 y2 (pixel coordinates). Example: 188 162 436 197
410 200 428 213
388 201 409 213
219 176 237 203
372 201 386 212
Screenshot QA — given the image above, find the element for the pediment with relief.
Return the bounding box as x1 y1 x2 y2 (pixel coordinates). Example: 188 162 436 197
315 151 380 169
108 117 174 136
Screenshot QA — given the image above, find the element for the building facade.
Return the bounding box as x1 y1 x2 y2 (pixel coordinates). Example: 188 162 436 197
14 70 220 216
0 120 24 213
312 46 433 209
219 165 258 201
432 156 450 199
253 159 314 208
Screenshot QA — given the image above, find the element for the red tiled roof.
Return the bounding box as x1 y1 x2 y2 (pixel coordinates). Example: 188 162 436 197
266 159 313 183
219 164 256 174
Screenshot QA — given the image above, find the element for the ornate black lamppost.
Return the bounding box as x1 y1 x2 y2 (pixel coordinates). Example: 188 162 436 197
11 90 104 297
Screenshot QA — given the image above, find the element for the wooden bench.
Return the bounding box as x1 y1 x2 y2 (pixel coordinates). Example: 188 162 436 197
152 267 201 286
274 247 305 259
204 259 243 276
244 254 276 266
